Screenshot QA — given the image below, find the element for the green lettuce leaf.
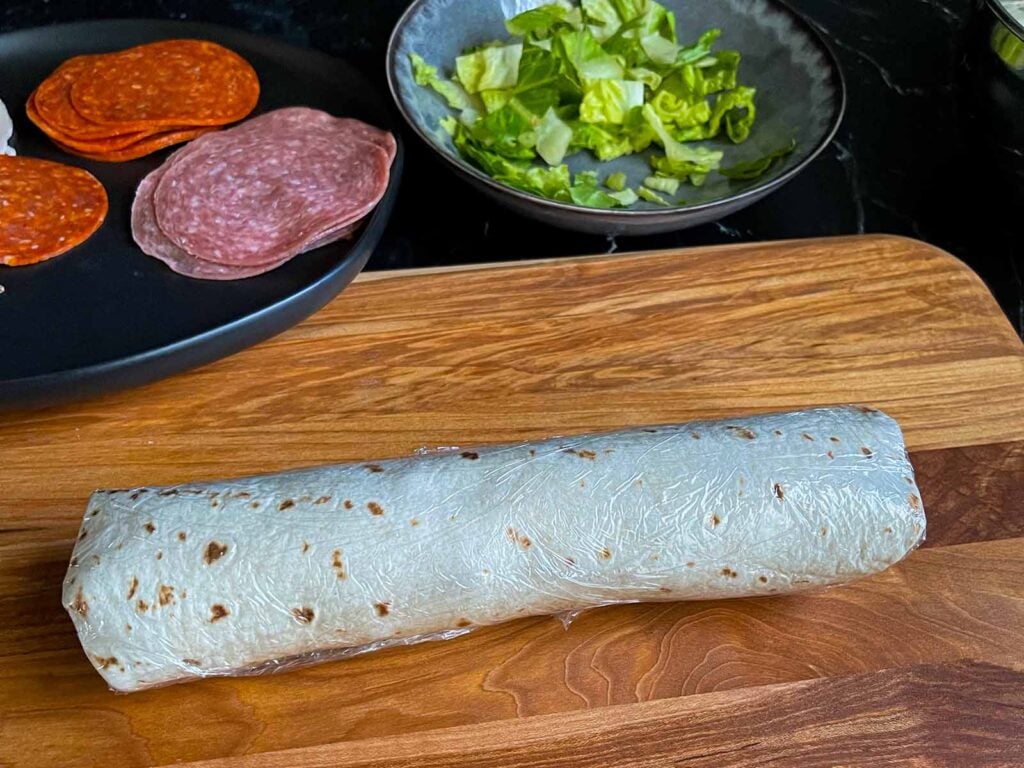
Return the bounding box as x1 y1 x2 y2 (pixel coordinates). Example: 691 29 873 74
410 53 477 110
676 28 720 65
456 43 524 93
553 28 625 83
719 138 796 179
536 107 574 165
469 103 538 159
506 2 581 38
707 85 756 142
569 170 638 207
643 175 679 194
642 103 722 170
637 186 671 205
570 122 634 160
699 50 740 94
579 78 645 123
605 171 628 190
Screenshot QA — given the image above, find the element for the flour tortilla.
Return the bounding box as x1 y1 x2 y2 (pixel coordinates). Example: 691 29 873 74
63 406 926 692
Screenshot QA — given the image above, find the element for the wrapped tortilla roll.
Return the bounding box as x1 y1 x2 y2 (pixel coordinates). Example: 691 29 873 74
64 406 925 692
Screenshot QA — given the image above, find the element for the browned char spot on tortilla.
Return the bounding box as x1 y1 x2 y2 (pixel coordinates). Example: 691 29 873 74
642 428 658 433
292 607 315 624
599 547 612 560
909 493 921 510
332 549 346 579
204 541 228 565
94 655 119 670
78 529 88 541
315 496 331 505
71 588 88 618
177 531 187 542
302 541 310 554
686 561 695 568
830 436 841 443
410 518 420 527
343 499 353 510
861 446 874 458
136 599 149 613
143 521 155 534
278 499 295 511
455 618 472 628
563 448 597 460
460 451 479 460
827 450 835 459
250 501 260 509
855 405 877 413
721 568 738 578
365 464 384 473
711 514 721 527
374 601 390 617
126 577 138 600
125 624 132 633
158 585 175 606
236 491 251 499
155 551 163 560
801 433 815 441
506 527 531 550
367 502 384 516
158 489 178 497
726 426 756 440
690 431 701 440
528 449 536 457
209 604 229 622
182 658 202 666
758 575 768 583
774 483 785 501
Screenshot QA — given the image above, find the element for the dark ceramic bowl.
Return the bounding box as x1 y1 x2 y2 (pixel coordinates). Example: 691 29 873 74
387 0 845 235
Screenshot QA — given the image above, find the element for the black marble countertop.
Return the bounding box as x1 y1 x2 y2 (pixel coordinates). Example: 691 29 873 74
3 0 1022 334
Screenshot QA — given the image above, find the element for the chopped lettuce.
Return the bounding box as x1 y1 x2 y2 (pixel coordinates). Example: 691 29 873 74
580 79 644 124
605 171 628 191
637 186 671 205
719 138 796 179
410 53 477 110
536 107 574 165
570 170 638 207
505 2 580 38
643 175 679 194
456 44 524 93
411 0 783 209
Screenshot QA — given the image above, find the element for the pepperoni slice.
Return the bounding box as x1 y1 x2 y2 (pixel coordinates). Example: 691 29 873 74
30 56 147 141
0 156 107 266
70 40 259 128
54 126 215 163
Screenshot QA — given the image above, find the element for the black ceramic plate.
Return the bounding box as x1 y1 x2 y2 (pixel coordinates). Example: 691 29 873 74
0 20 403 410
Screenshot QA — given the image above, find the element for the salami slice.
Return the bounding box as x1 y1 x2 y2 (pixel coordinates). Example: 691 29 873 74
153 108 391 266
132 163 287 280
70 40 259 128
134 163 357 280
0 156 107 266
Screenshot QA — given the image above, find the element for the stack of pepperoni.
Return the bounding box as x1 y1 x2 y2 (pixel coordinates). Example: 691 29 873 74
132 107 396 280
27 39 259 162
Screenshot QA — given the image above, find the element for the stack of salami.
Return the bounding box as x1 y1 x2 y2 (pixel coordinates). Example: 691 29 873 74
131 108 396 280
27 40 260 162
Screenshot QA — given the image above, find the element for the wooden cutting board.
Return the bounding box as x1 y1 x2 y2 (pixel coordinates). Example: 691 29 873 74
1 235 1023 768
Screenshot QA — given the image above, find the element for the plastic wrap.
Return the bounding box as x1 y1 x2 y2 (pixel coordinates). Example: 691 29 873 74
0 97 15 155
63 406 926 692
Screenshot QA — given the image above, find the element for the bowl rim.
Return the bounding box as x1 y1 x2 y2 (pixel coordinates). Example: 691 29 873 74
386 0 847 219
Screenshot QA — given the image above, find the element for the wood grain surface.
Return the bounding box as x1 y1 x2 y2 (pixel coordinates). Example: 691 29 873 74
174 659 1024 768
0 235 1022 768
